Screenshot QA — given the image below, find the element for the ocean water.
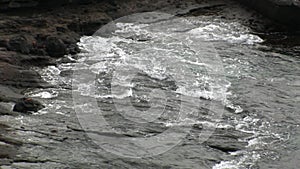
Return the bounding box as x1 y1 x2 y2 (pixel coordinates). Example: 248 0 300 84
23 10 300 169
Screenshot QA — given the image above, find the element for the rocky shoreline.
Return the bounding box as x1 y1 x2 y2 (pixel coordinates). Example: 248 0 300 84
0 0 299 168
0 0 173 166
0 0 176 111
0 0 199 166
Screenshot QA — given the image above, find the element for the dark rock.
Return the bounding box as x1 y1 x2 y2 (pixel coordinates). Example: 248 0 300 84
236 0 300 29
0 51 53 66
56 26 68 33
59 33 80 45
0 51 17 64
45 36 67 57
0 39 9 49
8 35 34 54
68 17 111 36
0 0 97 11
0 62 47 88
13 98 45 113
30 48 47 56
17 54 54 66
8 0 38 9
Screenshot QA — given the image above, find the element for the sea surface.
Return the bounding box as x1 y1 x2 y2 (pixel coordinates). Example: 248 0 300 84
12 3 300 169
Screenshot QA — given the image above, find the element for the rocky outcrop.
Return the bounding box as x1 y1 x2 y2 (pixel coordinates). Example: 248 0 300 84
236 0 300 29
0 1 111 56
0 0 94 10
0 62 47 88
2 0 299 28
0 0 186 117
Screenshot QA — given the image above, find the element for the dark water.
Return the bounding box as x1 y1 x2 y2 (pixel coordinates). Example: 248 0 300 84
3 2 299 169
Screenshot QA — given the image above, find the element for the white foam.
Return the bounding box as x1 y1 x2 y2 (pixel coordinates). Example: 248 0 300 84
213 152 261 169
47 66 61 75
225 101 244 113
36 66 62 85
213 161 239 169
78 36 120 53
29 91 58 99
189 21 263 44
165 119 233 129
115 22 150 37
97 88 133 99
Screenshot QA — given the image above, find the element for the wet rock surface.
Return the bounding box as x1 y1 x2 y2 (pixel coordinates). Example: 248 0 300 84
13 98 45 113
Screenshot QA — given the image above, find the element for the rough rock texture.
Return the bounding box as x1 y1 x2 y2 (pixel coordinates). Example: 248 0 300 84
13 98 45 113
1 0 300 29
45 36 67 57
272 0 300 6
0 0 93 10
236 0 300 28
0 62 46 88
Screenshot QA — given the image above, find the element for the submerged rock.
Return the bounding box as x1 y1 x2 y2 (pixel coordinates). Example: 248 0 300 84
13 98 44 113
204 128 252 153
